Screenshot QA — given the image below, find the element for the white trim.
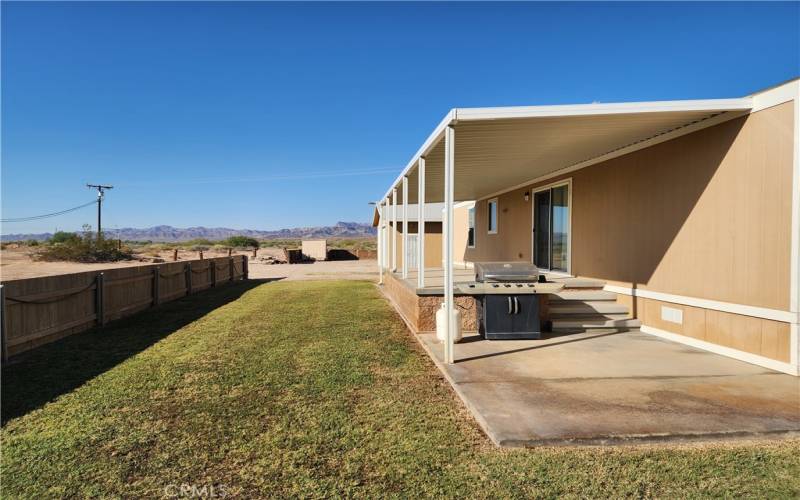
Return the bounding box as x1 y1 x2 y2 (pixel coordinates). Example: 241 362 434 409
789 80 800 368
454 98 752 121
487 198 498 234
477 110 750 202
604 284 798 324
751 79 799 112
641 325 798 376
530 178 572 275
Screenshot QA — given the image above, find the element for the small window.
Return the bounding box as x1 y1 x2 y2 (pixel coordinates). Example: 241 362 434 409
487 199 498 234
467 207 476 248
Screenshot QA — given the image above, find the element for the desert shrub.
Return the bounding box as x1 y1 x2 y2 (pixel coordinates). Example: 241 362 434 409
36 230 133 263
49 231 80 245
182 238 214 247
24 239 40 247
224 236 259 249
189 245 210 252
259 239 300 248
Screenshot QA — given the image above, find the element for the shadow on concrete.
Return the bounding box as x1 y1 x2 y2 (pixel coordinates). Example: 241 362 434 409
1 279 270 425
456 330 624 363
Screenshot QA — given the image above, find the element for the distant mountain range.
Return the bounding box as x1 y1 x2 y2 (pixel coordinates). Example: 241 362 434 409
1 222 376 242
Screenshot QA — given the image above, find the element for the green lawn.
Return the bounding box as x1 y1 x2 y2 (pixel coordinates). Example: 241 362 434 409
2 280 799 498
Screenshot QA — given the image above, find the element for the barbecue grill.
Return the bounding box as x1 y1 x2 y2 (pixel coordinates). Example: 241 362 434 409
475 262 540 283
474 262 545 340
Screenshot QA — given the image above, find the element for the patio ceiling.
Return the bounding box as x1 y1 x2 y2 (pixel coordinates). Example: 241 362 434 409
383 98 753 205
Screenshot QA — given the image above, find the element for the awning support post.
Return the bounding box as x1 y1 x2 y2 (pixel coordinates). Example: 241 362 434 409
392 188 398 272
444 125 455 364
378 200 384 284
417 157 426 289
402 176 409 279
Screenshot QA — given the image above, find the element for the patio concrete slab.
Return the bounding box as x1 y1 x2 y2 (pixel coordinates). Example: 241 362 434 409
417 330 800 447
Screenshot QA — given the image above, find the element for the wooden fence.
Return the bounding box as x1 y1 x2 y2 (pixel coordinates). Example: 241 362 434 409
0 256 248 359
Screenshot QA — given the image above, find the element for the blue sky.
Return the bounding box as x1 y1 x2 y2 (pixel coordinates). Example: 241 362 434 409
2 2 798 234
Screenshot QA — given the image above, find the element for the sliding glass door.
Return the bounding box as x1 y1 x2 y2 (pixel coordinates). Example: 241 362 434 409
532 183 570 273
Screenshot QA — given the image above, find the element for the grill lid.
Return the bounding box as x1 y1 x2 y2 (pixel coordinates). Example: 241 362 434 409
474 262 540 282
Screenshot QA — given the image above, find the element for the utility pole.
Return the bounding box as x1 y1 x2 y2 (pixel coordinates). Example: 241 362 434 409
86 184 113 239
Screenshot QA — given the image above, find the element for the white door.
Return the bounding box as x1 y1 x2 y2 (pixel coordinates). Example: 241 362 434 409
406 234 418 270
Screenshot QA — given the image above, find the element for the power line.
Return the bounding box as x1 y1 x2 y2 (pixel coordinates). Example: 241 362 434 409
1 200 98 223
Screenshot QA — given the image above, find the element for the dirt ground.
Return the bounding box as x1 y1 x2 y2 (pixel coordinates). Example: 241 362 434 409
248 259 377 282
0 246 377 282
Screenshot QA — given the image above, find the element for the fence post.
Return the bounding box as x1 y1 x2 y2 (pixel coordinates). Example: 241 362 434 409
96 273 105 327
153 266 160 306
210 260 216 287
173 248 178 261
243 256 249 280
185 263 192 296
1 284 8 362
199 250 204 260
228 248 232 257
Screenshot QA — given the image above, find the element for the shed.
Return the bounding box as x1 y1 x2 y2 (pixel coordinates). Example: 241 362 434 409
301 240 327 261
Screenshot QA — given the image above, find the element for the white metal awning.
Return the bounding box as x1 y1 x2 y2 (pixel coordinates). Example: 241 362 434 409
381 97 753 205
376 93 756 366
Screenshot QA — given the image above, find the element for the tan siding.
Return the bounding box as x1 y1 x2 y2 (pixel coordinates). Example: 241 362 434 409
464 102 794 311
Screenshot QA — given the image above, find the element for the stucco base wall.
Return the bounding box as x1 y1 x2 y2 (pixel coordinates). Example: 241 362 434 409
381 272 478 333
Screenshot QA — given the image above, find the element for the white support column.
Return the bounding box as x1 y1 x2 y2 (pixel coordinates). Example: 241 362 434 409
384 198 390 270
417 157 426 289
402 177 409 279
377 201 384 285
391 188 398 272
444 125 455 364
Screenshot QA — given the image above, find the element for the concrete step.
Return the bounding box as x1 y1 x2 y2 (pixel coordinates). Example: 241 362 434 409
550 312 631 321
549 302 630 315
549 290 618 301
552 317 641 330
550 278 607 289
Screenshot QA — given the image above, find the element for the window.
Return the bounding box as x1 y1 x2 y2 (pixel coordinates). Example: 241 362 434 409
487 199 498 234
467 207 476 248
